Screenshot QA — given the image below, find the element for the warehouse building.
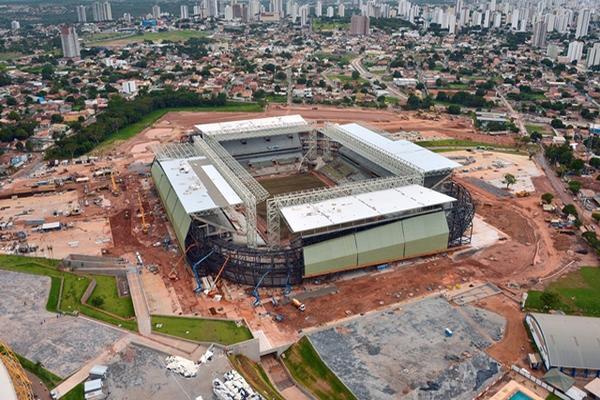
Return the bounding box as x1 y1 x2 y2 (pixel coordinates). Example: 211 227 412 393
525 313 600 376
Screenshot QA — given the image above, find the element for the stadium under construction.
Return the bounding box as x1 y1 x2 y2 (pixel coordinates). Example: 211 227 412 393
150 115 475 290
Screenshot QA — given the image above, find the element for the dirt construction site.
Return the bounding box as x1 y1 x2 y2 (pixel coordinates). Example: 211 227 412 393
1 104 597 391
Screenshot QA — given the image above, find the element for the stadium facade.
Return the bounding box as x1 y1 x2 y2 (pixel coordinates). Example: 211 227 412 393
151 115 475 288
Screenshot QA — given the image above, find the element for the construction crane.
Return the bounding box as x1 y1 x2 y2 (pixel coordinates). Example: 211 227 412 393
110 171 119 196
209 255 230 293
137 192 149 234
0 340 34 400
251 269 272 307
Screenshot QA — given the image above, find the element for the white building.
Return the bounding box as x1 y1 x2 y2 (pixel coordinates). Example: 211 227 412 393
586 43 600 68
180 5 189 19
300 4 309 26
60 26 80 58
567 41 583 62
152 5 161 19
532 20 547 48
326 6 334 17
92 1 112 21
338 3 345 17
546 44 561 60
575 9 590 39
121 81 138 95
10 20 20 30
315 0 322 17
76 5 87 23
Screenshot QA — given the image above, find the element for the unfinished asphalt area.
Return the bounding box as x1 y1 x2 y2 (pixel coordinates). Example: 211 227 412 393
308 296 505 400
105 343 231 400
0 269 125 376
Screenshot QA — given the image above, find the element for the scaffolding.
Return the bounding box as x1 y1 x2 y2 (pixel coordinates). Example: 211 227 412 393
192 138 260 247
266 174 423 246
197 117 313 141
321 123 425 178
152 142 203 161
0 340 34 400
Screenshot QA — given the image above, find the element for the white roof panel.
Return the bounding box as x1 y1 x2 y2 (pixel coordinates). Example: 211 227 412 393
160 157 242 214
280 184 455 233
196 115 308 136
338 123 460 173
0 360 18 400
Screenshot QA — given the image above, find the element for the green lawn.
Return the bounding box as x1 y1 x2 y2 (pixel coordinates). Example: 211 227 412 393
525 124 551 136
416 139 514 150
282 337 357 400
265 94 287 103
0 255 137 331
94 102 263 152
230 355 285 400
85 30 209 46
62 384 84 400
15 353 62 389
90 275 135 319
151 315 253 345
327 74 368 84
525 267 600 316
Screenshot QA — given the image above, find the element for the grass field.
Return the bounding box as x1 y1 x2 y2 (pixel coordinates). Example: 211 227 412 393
85 30 209 46
94 102 263 152
526 124 552 136
15 352 62 389
257 173 327 221
416 139 515 150
525 267 600 316
282 337 357 400
0 255 137 331
229 355 285 400
327 73 368 84
62 384 84 400
90 275 135 319
151 315 253 345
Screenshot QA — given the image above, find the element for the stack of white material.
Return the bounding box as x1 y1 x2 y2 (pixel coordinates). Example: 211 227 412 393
213 370 264 400
165 356 198 378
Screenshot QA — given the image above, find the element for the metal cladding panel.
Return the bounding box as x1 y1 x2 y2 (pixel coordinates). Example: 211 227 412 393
355 220 405 266
303 234 357 277
172 199 191 247
402 212 449 258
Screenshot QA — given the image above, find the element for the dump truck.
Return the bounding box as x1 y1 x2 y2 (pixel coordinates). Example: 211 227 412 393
291 298 305 312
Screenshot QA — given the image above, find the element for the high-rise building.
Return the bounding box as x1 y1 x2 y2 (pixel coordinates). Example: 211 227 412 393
249 0 260 20
123 12 132 23
60 26 80 58
586 43 600 68
91 1 112 22
300 4 309 25
338 3 345 17
567 41 584 62
10 20 20 30
207 0 218 17
532 20 547 48
315 0 322 17
575 9 590 39
152 5 161 19
76 5 87 23
224 5 233 20
270 0 283 17
180 5 189 19
350 14 369 35
493 11 501 28
326 6 334 17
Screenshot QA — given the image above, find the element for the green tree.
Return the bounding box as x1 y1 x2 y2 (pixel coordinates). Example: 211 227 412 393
50 114 64 124
568 180 582 194
447 104 461 115
562 203 578 216
351 70 360 80
41 64 55 80
503 173 517 189
541 192 554 204
90 296 104 307
590 157 600 169
540 290 560 310
551 118 565 129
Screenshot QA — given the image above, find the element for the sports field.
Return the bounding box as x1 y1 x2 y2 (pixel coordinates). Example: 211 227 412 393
85 30 209 46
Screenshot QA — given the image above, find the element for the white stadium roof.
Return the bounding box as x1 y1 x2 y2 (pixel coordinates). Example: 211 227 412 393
195 115 309 138
280 184 455 233
160 156 242 214
0 360 18 400
338 123 461 174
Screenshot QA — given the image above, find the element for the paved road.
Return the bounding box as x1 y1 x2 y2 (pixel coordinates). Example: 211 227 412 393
496 90 527 136
127 268 151 336
350 57 408 101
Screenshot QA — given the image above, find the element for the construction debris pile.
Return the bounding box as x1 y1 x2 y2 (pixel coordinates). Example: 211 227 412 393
165 347 214 378
213 370 263 400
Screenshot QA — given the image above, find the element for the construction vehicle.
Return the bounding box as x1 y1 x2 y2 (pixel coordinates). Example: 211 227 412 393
291 298 305 312
251 269 272 307
515 190 530 198
137 192 149 233
0 340 34 400
110 171 119 196
207 256 230 295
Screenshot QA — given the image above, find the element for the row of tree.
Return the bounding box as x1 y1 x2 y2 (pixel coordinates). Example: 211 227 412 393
45 89 227 159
